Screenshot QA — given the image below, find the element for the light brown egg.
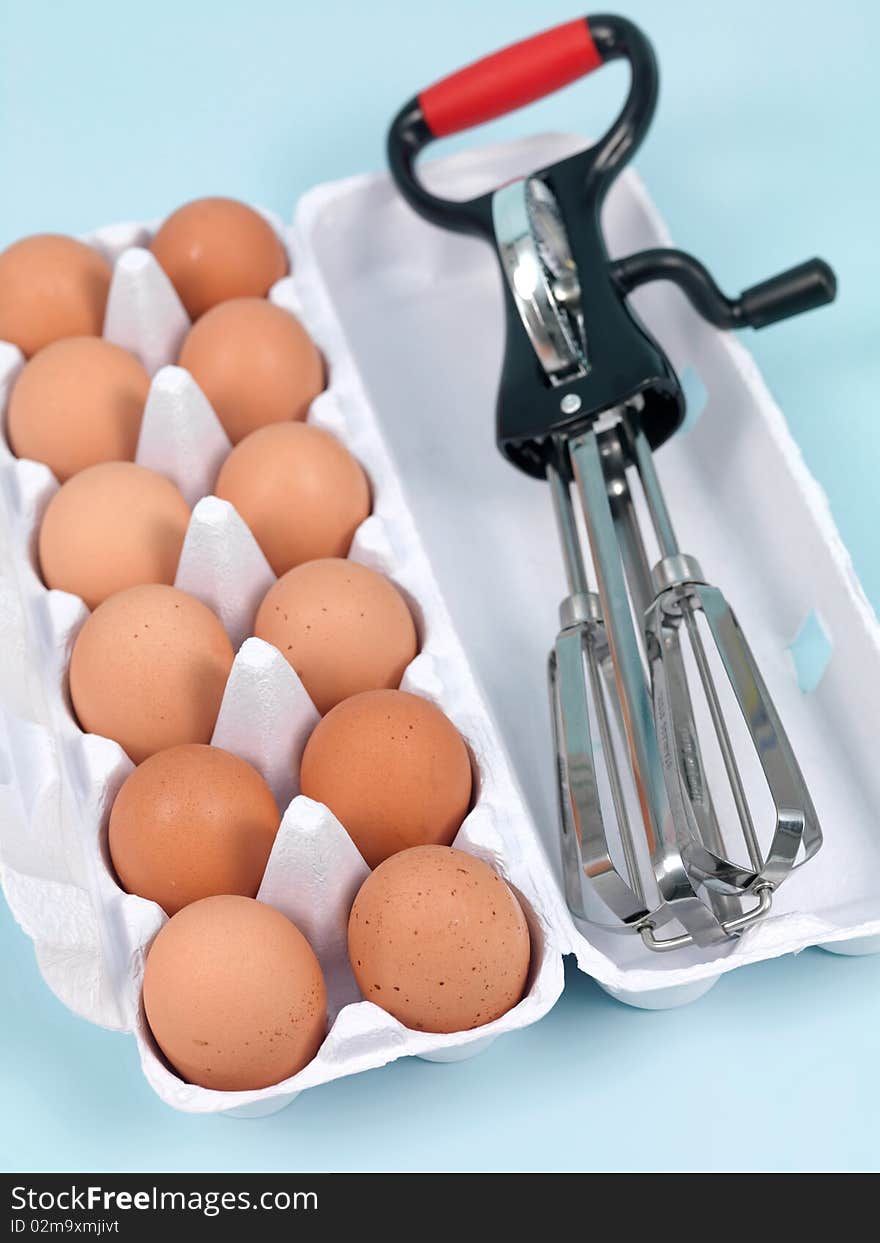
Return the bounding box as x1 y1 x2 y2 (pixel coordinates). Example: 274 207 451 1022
109 744 279 915
39 462 190 609
143 895 326 1091
0 234 113 358
69 584 234 764
177 298 324 443
150 197 289 320
254 559 417 714
215 422 370 576
301 690 472 867
7 338 150 481
348 845 531 1033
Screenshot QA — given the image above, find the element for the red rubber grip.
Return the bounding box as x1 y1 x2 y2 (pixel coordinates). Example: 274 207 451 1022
419 19 603 138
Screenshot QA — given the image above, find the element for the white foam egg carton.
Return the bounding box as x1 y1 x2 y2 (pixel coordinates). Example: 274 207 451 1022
1 133 879 1118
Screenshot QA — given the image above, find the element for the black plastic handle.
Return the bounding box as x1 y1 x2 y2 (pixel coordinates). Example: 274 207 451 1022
386 14 839 477
611 250 838 330
387 14 658 236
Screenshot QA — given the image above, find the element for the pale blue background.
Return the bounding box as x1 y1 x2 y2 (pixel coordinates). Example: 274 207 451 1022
1 0 878 1173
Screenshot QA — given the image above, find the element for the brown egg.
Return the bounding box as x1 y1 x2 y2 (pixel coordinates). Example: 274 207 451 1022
69 584 234 763
301 690 472 867
150 197 289 320
39 462 190 609
254 559 418 714
7 338 150 482
348 845 531 1033
109 744 279 915
143 895 326 1090
177 298 323 443
0 234 112 358
215 422 370 576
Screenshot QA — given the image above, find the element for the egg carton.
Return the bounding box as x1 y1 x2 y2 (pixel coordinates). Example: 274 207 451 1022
0 208 564 1118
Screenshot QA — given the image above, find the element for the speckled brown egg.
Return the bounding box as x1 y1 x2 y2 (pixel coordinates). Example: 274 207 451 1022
39 462 190 609
348 845 531 1033
177 298 324 443
7 337 150 481
109 744 280 915
300 690 472 867
150 197 289 320
253 559 418 714
0 234 113 357
69 584 234 763
143 895 326 1091
215 422 370 576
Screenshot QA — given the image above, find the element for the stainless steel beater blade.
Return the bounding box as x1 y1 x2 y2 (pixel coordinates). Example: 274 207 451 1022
564 428 728 946
599 428 743 931
647 578 823 893
627 420 823 942
548 460 649 928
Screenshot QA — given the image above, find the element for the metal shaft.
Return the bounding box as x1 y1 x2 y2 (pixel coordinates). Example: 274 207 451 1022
601 431 655 622
628 421 680 559
547 456 589 598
